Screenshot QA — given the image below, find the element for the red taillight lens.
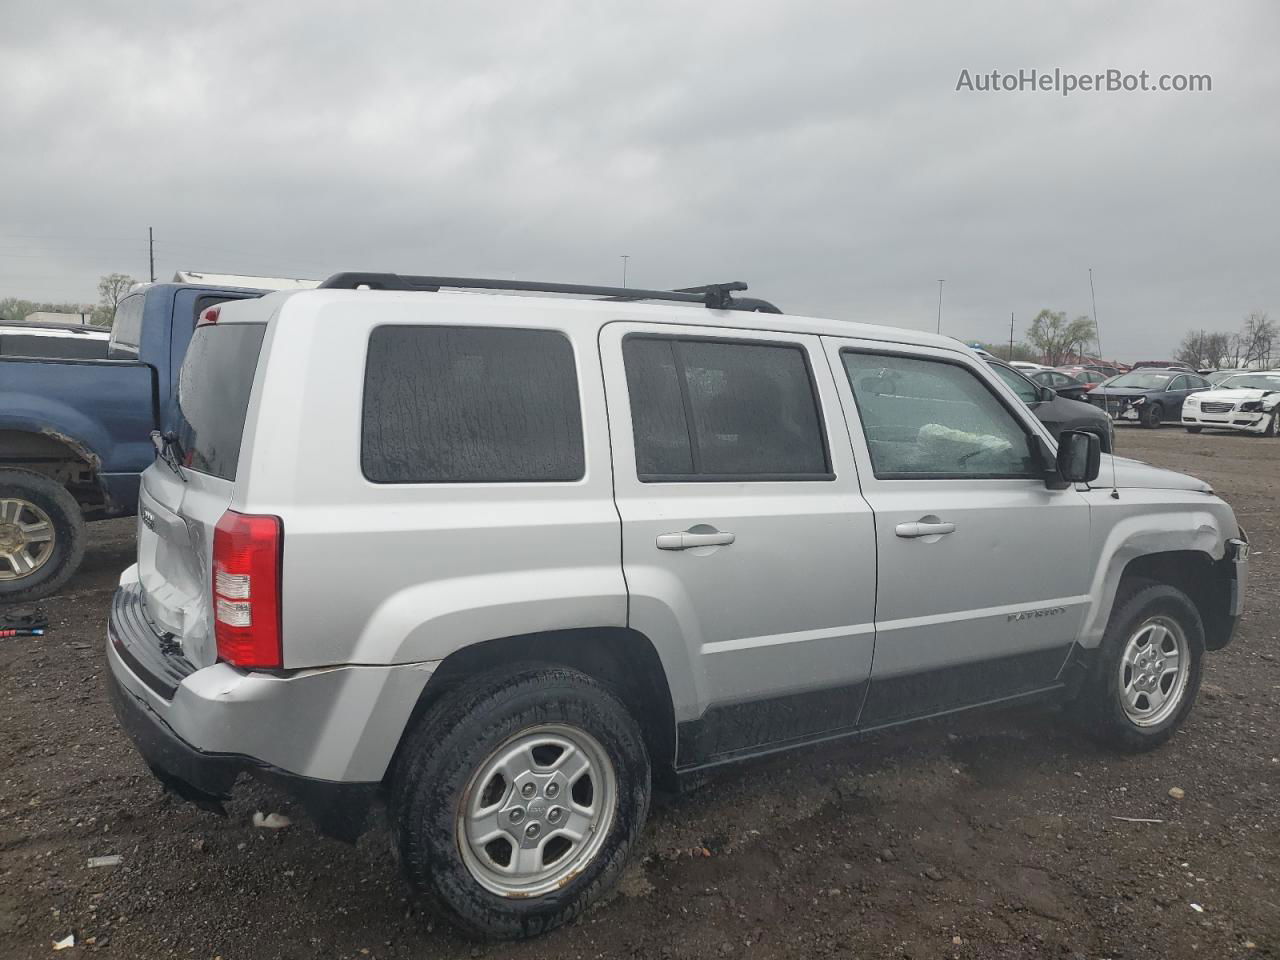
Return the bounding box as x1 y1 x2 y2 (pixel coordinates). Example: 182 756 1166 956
212 510 282 668
197 305 220 326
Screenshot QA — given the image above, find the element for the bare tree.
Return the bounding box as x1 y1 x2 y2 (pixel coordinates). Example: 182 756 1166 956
1231 311 1276 369
92 273 137 327
1026 309 1097 366
1175 330 1233 369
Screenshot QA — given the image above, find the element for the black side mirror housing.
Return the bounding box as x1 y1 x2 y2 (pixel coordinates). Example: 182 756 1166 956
1056 430 1101 484
1038 386 1057 402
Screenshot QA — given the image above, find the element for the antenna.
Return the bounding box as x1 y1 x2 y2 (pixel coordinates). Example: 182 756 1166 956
1090 267 1120 499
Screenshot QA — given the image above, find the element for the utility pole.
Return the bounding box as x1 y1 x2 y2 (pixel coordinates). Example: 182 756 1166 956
620 255 630 288
1008 311 1015 360
936 280 944 334
148 227 155 282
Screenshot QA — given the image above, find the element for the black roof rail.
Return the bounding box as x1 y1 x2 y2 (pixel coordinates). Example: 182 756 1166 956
316 273 782 314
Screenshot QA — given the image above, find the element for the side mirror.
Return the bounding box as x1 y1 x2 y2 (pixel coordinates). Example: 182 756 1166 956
1056 430 1101 484
1038 386 1057 402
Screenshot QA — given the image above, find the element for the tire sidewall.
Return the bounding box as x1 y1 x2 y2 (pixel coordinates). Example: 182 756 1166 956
395 668 650 939
1142 402 1162 428
0 470 85 602
1090 583 1204 748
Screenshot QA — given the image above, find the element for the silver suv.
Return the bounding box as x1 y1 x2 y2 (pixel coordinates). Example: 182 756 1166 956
107 274 1248 939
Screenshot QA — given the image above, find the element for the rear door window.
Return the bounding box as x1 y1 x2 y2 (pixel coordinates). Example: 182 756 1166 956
362 325 585 483
175 324 268 480
623 336 831 481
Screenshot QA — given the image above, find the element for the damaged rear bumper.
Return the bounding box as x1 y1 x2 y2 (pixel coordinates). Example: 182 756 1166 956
107 663 378 841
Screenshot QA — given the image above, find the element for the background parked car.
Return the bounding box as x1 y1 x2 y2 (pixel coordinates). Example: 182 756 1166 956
1082 363 1123 379
1182 370 1280 436
1029 368 1093 401
1086 368 1213 428
1009 360 1049 371
986 359 1114 451
1206 368 1249 385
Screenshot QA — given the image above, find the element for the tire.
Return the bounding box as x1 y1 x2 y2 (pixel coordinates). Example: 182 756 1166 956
1185 426 1203 434
1140 402 1163 429
0 469 86 603
1071 579 1204 752
1264 412 1278 438
391 665 651 940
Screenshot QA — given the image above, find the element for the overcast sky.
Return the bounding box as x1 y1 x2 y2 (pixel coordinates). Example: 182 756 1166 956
2 1 1276 357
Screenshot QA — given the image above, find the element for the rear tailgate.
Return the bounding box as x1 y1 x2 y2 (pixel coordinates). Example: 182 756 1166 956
136 321 268 670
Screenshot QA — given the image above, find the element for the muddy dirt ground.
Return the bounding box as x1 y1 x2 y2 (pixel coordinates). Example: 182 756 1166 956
2 428 1277 959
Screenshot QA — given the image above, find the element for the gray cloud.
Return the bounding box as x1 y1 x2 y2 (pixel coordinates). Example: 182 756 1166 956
2 0 1277 357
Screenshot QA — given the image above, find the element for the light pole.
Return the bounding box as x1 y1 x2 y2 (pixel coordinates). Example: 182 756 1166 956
620 255 630 288
936 280 944 334
1009 311 1015 360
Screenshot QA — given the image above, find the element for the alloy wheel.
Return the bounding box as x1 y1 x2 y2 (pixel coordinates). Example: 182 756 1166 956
0 498 56 581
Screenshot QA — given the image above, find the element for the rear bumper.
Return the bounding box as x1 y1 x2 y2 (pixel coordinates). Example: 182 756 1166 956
107 665 377 840
106 571 440 836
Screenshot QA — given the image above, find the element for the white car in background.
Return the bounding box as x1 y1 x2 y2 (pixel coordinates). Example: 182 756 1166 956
1182 371 1280 436
1009 360 1049 371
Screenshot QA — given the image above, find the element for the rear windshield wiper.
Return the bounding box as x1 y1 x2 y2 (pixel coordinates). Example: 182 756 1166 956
150 430 188 482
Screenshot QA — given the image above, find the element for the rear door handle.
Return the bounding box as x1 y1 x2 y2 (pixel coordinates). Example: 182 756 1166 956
656 531 736 550
895 520 956 539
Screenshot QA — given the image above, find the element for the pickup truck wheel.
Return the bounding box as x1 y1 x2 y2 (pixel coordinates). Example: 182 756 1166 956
1140 403 1163 429
0 469 85 603
1071 580 1204 751
391 665 651 940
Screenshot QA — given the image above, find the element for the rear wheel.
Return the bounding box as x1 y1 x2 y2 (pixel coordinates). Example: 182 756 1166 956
392 665 651 939
0 469 85 603
1071 580 1204 751
1140 403 1163 429
1185 425 1203 434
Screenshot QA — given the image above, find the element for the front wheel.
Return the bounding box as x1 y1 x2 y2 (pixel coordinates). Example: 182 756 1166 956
1264 412 1278 438
1071 580 1204 751
0 469 86 603
1140 403 1163 429
391 665 651 939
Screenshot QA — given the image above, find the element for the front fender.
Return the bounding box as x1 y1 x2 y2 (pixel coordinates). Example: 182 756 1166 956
1079 491 1233 646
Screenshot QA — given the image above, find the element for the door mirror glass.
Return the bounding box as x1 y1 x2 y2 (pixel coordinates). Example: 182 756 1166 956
1056 430 1101 484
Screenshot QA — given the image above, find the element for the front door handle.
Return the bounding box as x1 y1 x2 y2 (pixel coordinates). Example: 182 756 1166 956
895 520 956 539
656 530 736 550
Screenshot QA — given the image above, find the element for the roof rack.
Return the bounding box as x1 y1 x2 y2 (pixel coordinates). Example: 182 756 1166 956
316 273 782 314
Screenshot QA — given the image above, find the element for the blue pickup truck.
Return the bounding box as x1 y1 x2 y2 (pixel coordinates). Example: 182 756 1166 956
0 281 269 601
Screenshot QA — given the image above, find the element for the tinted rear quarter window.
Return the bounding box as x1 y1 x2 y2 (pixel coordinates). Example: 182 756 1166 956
175 324 268 481
362 325 584 483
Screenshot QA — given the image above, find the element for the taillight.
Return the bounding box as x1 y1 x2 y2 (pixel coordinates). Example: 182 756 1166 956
212 510 282 668
197 305 220 326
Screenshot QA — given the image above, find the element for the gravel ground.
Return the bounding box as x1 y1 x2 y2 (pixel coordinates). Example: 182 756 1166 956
2 428 1277 959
